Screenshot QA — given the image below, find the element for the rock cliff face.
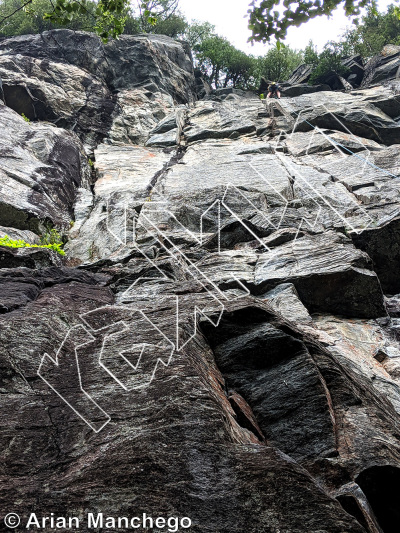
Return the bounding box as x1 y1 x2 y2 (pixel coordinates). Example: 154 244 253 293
1 30 400 533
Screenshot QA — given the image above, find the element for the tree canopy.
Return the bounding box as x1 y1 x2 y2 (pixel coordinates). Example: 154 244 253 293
0 0 184 40
247 0 374 43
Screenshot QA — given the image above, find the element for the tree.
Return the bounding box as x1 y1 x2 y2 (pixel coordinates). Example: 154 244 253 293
248 0 375 43
223 48 256 88
0 0 98 36
0 0 185 40
134 0 178 32
195 35 233 88
306 42 350 84
257 45 303 82
341 4 400 58
303 40 319 68
185 20 216 50
0 0 129 40
152 13 187 37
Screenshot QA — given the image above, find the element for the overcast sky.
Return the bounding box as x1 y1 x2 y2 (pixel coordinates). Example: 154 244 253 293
179 0 395 54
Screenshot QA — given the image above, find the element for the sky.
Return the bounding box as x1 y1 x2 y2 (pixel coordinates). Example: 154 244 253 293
179 0 395 54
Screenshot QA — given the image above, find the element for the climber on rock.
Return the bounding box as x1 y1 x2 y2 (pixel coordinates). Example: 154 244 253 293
267 81 282 99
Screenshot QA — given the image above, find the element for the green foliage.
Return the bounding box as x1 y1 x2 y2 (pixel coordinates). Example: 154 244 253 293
0 0 186 39
257 45 303 84
247 0 372 43
0 234 65 255
41 0 129 42
21 112 30 122
223 48 257 89
340 4 400 57
306 41 351 84
135 0 179 33
195 35 234 88
194 26 302 90
40 226 64 246
0 0 99 36
304 40 319 68
185 20 215 49
152 13 186 37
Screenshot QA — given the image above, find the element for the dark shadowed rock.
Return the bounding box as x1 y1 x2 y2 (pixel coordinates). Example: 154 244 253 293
0 245 62 269
362 44 400 88
314 70 353 91
342 55 364 87
254 232 386 318
351 216 400 294
0 266 110 312
283 83 331 97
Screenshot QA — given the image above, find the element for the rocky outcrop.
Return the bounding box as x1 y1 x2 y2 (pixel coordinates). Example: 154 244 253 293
282 82 331 96
278 90 400 145
362 44 400 88
0 30 197 151
1 30 400 533
342 54 365 87
287 63 313 85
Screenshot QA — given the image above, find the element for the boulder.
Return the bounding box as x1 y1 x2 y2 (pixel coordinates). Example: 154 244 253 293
0 52 116 153
351 84 400 119
284 90 400 145
342 55 364 87
262 282 313 323
0 245 62 269
183 97 263 143
351 216 400 294
315 70 353 91
362 44 400 88
284 129 382 157
254 231 386 318
0 225 40 244
287 63 313 85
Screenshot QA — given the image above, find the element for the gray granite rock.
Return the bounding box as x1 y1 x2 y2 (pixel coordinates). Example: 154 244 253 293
0 104 90 233
362 44 400 87
2 32 400 533
254 231 386 318
0 31 196 151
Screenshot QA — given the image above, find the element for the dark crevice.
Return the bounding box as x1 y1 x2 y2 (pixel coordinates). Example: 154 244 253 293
146 145 187 194
200 306 337 462
356 466 400 533
336 495 372 533
146 110 190 194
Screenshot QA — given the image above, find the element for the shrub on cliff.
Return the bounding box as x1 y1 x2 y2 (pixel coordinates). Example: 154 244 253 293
0 235 65 255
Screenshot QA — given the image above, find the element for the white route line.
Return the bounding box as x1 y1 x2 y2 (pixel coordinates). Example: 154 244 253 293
38 94 400 432
38 325 111 433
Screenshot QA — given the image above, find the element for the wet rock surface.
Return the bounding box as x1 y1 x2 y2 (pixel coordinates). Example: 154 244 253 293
1 31 400 533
